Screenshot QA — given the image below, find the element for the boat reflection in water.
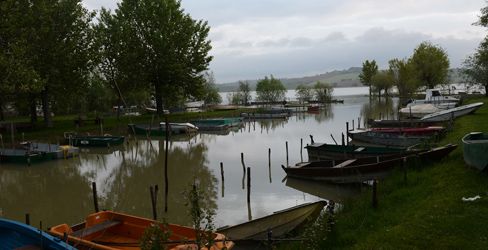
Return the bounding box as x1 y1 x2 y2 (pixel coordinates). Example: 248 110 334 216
285 177 361 203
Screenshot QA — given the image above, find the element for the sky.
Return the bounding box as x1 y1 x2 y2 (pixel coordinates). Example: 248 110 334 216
83 0 487 83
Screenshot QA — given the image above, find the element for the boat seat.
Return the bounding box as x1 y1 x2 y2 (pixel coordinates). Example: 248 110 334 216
332 159 357 168
72 220 122 238
354 147 365 152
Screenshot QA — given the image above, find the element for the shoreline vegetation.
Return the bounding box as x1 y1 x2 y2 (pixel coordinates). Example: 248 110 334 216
281 95 488 249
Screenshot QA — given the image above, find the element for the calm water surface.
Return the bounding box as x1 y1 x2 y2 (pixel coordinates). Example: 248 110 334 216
0 92 398 229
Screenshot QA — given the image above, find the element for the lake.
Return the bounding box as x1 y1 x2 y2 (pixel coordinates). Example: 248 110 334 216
0 89 399 230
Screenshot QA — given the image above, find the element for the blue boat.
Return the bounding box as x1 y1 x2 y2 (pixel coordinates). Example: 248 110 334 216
0 218 74 249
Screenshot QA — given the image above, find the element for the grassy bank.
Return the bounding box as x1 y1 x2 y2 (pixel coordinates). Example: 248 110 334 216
299 96 488 249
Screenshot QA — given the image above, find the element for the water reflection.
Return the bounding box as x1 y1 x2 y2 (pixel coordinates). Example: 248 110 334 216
285 178 361 202
1 93 376 230
360 97 398 122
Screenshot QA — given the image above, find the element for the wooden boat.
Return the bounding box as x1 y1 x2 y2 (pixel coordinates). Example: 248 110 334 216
283 144 457 183
420 102 484 122
191 118 242 131
64 133 125 147
21 142 79 159
0 218 73 249
49 210 234 250
0 148 55 164
399 104 441 118
462 132 488 171
217 201 326 240
369 126 445 136
306 143 406 161
128 122 198 136
367 119 440 128
348 129 433 148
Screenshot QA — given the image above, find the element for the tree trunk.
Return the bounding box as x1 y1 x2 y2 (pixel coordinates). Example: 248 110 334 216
41 88 53 128
29 94 37 124
155 82 163 115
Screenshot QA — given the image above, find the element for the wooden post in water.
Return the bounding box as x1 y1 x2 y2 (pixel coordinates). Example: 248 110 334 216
247 167 251 208
285 141 289 166
309 135 314 144
220 162 225 197
372 180 378 208
268 148 272 183
241 152 246 189
92 182 99 212
330 134 338 145
341 133 345 146
300 138 303 162
352 119 355 130
358 117 361 129
25 213 30 225
346 122 349 146
150 185 157 220
164 116 169 212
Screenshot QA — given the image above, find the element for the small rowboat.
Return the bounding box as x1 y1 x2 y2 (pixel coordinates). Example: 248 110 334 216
191 118 242 131
369 126 445 136
420 102 484 122
0 218 73 249
367 119 440 128
217 201 326 240
64 133 125 147
305 143 406 161
462 132 488 171
283 144 457 183
49 210 234 250
128 122 198 136
348 129 433 148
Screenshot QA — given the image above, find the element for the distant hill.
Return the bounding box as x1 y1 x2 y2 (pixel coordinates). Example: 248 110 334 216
217 67 466 92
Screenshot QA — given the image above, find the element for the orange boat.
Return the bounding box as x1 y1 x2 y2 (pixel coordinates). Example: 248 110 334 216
49 211 234 250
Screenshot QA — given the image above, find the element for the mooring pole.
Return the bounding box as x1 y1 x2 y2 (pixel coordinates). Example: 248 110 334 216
352 119 355 130
358 117 361 129
346 122 349 146
309 135 314 144
150 185 157 220
341 133 345 146
247 167 251 207
164 116 169 212
330 134 338 145
92 182 99 212
241 152 246 189
285 141 289 167
300 138 303 162
220 162 225 197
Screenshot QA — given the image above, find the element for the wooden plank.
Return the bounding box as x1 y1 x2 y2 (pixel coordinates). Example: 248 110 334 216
72 220 122 238
354 147 365 152
332 159 357 168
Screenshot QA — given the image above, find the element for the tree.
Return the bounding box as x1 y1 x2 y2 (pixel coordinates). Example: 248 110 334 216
359 60 378 97
201 72 222 105
112 0 213 115
313 82 334 103
388 58 419 98
255 75 286 103
371 71 394 97
410 41 450 89
238 81 252 105
463 38 488 97
295 84 313 103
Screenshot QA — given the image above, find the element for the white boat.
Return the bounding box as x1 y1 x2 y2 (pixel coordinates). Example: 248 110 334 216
399 104 440 118
420 102 484 122
407 89 460 106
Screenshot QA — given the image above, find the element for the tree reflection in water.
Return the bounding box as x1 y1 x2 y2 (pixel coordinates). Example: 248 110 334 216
360 97 399 124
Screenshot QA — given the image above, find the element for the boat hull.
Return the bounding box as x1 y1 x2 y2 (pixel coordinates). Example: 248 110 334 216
305 143 405 161
420 102 484 122
65 136 125 147
462 132 488 171
348 130 430 148
217 201 326 240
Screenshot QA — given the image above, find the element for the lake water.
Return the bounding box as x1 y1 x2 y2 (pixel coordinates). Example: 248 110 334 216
0 90 399 230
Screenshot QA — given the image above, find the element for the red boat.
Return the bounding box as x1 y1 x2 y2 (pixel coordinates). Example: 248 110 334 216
369 126 445 136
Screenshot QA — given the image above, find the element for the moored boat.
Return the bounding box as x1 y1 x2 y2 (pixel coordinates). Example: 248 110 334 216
283 144 457 183
49 210 234 250
217 201 326 240
369 126 445 136
64 133 125 147
462 132 488 171
21 142 79 159
420 102 484 122
348 129 433 148
128 122 198 136
399 104 441 118
0 218 73 249
305 143 406 161
191 118 242 131
0 148 55 164
367 119 440 128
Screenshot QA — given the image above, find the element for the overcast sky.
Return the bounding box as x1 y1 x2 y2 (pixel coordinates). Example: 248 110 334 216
83 0 487 83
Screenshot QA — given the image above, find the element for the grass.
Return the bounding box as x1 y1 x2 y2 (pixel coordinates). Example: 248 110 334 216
291 96 488 249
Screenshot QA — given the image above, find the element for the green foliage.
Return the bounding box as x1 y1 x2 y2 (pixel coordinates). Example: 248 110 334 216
389 58 419 98
185 183 216 249
371 70 394 96
295 84 314 103
359 60 378 96
476 4 488 27
313 81 334 103
238 81 252 105
140 223 171 250
411 41 450 89
256 75 286 103
202 72 222 105
462 38 488 97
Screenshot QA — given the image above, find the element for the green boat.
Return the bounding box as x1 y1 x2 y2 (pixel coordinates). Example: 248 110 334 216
191 118 243 131
462 132 488 171
64 133 125 147
128 122 198 136
0 148 55 165
306 143 406 161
